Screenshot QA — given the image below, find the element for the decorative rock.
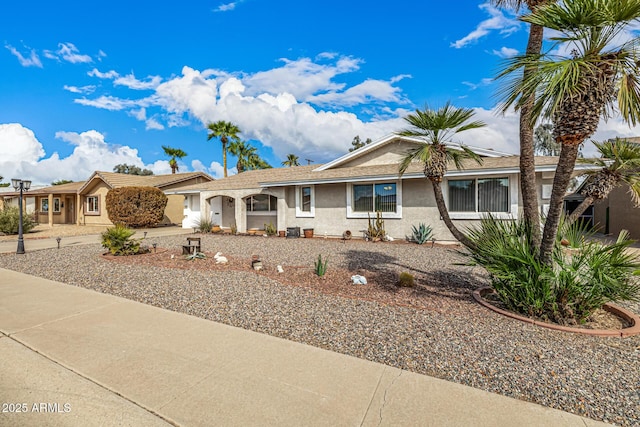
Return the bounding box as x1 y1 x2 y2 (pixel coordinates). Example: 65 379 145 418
277 265 284 273
351 275 367 285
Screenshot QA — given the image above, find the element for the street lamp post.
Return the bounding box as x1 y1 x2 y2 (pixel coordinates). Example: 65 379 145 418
11 178 31 254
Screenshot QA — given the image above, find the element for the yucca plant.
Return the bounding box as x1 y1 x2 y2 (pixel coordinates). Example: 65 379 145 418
314 254 328 277
411 223 433 245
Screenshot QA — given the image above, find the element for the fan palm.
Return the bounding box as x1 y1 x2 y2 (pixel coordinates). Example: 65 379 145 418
282 154 300 167
228 140 254 173
162 145 187 174
206 121 241 178
398 103 486 248
497 0 640 264
567 138 640 222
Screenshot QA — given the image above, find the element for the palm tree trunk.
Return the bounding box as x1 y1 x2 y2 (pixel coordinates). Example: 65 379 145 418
539 144 580 265
222 141 228 178
519 22 545 248
431 181 476 249
566 195 596 224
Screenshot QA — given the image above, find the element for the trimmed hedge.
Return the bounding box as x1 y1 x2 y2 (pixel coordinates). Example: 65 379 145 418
105 186 168 228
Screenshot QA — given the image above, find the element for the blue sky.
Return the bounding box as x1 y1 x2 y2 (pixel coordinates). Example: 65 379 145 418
2 1 639 184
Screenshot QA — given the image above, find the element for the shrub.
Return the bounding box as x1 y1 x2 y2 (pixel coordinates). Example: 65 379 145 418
185 251 206 261
264 222 277 236
398 272 415 287
105 186 168 228
101 223 148 256
558 216 593 249
195 217 213 233
0 206 35 235
466 215 640 324
314 254 328 277
411 223 433 245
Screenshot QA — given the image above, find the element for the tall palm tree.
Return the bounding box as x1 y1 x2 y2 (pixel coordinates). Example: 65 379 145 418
162 145 187 174
282 154 300 167
567 138 640 223
497 0 640 264
492 0 555 248
228 139 256 173
207 121 241 178
398 103 486 248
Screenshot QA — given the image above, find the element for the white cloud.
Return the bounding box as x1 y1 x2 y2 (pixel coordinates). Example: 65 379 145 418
63 85 96 94
452 3 519 49
492 46 519 58
0 124 159 184
213 1 244 12
154 66 219 123
462 78 494 91
5 44 42 68
56 42 92 63
88 68 120 79
114 72 162 90
145 118 164 130
308 78 407 107
74 95 148 111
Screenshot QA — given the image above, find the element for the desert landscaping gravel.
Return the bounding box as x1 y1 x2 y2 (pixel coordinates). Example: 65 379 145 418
1 233 639 426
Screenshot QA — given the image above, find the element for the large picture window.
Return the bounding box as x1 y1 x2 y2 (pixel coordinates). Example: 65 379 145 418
353 183 397 213
448 177 509 213
246 194 277 213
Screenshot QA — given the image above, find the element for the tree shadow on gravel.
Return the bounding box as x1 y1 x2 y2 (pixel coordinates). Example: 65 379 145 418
343 249 483 303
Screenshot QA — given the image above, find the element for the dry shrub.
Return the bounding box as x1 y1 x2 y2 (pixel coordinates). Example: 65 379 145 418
106 186 168 228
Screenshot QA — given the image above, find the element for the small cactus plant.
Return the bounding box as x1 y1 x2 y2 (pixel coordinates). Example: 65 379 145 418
314 254 329 277
397 272 415 288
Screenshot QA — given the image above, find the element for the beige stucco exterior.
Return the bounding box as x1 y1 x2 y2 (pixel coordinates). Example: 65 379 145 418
593 185 640 239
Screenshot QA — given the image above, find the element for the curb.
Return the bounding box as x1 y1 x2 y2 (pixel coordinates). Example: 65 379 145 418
473 287 640 337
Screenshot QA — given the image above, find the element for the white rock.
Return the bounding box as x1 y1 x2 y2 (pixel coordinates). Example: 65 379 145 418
277 265 284 273
351 275 367 285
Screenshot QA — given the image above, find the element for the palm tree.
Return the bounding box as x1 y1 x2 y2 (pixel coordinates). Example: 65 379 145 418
228 139 256 173
162 146 187 174
398 103 486 248
207 121 241 178
282 154 300 167
497 0 640 264
492 0 555 248
567 138 640 223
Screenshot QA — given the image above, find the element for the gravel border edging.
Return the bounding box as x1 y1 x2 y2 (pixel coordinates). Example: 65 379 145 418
473 287 640 337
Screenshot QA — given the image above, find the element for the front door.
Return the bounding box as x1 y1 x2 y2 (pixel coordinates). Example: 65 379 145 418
210 196 222 226
65 197 75 224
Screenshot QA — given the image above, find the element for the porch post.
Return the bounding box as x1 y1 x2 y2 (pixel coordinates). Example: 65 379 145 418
276 190 286 233
235 196 246 234
48 194 54 227
76 194 82 225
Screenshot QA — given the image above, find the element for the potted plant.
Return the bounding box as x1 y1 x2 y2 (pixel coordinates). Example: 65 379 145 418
303 228 314 238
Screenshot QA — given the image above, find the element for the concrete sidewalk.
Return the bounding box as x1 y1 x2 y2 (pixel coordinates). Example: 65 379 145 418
0 269 609 427
0 226 190 254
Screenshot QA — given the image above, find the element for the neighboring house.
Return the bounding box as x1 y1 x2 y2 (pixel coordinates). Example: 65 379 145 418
169 134 595 241
592 185 640 239
0 172 214 227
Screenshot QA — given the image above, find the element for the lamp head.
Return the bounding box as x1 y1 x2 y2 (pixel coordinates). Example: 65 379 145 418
11 178 19 190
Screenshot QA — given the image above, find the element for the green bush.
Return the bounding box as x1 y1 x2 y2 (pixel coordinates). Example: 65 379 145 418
0 206 35 235
411 223 433 244
314 254 328 277
101 223 148 256
105 186 168 228
466 215 640 324
398 272 415 287
264 222 277 236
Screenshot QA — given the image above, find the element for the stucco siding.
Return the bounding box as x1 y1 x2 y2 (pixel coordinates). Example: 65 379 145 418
340 140 418 168
593 185 640 239
164 195 184 225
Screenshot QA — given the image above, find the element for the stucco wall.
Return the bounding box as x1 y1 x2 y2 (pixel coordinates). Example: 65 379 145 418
340 140 419 168
163 195 184 225
81 182 111 226
593 185 640 239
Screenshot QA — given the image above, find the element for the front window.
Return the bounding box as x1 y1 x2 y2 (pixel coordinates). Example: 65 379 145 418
295 185 315 217
41 199 49 213
301 187 311 212
86 196 99 213
448 177 509 213
353 183 397 213
53 198 61 213
246 194 277 212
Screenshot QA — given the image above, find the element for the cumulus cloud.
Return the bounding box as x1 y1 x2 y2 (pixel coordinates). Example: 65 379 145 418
145 118 164 130
452 3 519 49
0 124 159 184
5 44 42 68
88 68 119 79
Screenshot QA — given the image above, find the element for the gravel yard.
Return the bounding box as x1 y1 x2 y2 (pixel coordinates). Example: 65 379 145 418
1 233 639 426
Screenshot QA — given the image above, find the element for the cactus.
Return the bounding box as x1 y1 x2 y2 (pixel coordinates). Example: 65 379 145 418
367 211 386 241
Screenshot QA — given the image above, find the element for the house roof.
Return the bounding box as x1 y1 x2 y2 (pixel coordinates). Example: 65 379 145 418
28 181 86 195
314 134 513 172
170 155 579 194
78 171 213 193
